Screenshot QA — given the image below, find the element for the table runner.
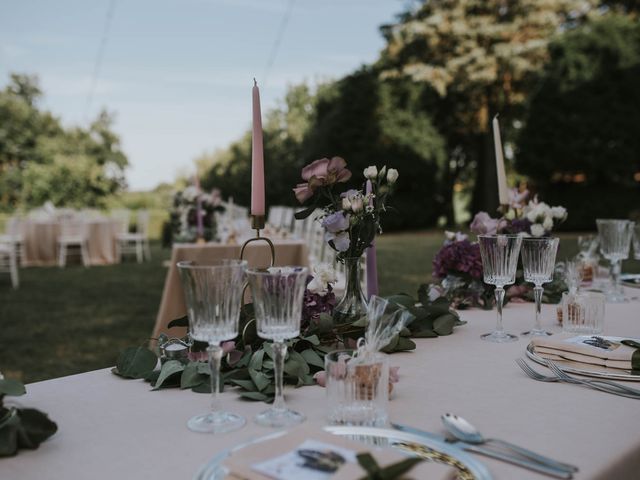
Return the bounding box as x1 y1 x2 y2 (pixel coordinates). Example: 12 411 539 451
6 297 640 479
152 239 309 339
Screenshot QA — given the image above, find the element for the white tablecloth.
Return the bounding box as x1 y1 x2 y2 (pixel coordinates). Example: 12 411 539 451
5 296 640 479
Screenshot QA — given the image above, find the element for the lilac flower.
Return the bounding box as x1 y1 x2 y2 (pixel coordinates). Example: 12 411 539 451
433 240 483 280
322 211 350 233
470 211 500 235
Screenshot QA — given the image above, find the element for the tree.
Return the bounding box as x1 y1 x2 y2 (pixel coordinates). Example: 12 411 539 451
0 74 128 210
377 0 600 218
516 15 640 228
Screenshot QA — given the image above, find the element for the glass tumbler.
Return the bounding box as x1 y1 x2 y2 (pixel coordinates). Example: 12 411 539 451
562 291 605 334
325 350 389 427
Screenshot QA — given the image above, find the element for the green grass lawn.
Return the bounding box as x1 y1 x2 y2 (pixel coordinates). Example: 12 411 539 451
1 231 637 384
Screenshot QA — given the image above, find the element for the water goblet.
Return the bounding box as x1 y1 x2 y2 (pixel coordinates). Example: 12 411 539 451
177 259 247 434
246 266 309 428
632 223 640 260
596 219 635 303
521 237 560 336
477 234 523 342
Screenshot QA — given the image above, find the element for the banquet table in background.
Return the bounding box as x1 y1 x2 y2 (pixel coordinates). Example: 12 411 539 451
152 239 309 339
22 218 121 267
7 294 640 480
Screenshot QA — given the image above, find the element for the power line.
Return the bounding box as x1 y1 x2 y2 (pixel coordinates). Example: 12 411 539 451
262 0 295 87
84 0 117 123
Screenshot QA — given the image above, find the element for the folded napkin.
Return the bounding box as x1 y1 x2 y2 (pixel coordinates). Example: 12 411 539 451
531 335 640 371
223 424 455 480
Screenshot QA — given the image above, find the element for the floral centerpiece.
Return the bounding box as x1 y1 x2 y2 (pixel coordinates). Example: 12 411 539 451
293 156 398 321
168 187 225 244
429 188 569 309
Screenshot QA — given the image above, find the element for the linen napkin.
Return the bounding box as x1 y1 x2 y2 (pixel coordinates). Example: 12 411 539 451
223 424 455 480
531 335 640 371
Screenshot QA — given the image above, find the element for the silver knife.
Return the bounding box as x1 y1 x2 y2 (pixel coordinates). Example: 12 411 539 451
392 423 573 479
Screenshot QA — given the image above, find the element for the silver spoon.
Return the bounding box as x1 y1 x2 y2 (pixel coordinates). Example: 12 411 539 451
442 413 578 473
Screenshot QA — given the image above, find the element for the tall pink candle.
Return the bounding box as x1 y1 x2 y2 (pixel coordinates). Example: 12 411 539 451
251 79 265 216
492 114 510 205
365 180 379 299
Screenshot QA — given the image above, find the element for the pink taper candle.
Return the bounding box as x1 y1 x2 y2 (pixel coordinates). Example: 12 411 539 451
251 79 265 216
365 180 379 298
492 114 510 205
194 175 204 238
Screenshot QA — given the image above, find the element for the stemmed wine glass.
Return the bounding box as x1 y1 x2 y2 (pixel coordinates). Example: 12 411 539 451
520 237 560 336
596 219 635 303
177 259 247 433
247 266 308 428
478 235 523 342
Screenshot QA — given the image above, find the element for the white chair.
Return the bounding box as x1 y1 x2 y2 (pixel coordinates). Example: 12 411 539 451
57 220 89 267
0 243 19 289
280 207 295 233
0 216 25 265
116 210 150 263
267 206 284 228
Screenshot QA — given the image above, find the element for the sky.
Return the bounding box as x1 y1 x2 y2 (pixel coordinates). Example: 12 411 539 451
0 0 408 190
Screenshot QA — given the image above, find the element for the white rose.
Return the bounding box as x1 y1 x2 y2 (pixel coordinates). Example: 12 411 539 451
378 166 387 180
505 208 516 220
386 168 399 184
364 166 378 179
526 209 538 223
551 206 567 219
306 277 326 295
445 231 456 241
530 223 545 237
350 195 364 212
314 262 337 285
542 216 554 231
341 197 352 211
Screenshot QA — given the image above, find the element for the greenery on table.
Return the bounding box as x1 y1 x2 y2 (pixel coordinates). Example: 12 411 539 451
0 378 57 457
112 288 465 403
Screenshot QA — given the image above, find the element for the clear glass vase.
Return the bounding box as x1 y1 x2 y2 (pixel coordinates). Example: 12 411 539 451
334 256 368 324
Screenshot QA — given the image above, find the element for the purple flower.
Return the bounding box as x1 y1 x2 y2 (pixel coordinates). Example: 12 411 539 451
470 212 500 235
322 212 350 233
433 240 483 280
503 218 532 235
330 232 350 252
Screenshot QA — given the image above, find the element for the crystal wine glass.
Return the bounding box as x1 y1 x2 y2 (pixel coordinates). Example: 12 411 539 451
177 259 247 433
596 219 635 303
478 234 523 342
632 223 640 260
520 237 560 336
246 266 309 427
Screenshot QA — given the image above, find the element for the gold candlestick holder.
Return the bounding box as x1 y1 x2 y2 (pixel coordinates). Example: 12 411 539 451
239 215 275 267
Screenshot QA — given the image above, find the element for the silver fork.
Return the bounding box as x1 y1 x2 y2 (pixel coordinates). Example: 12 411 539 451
546 361 640 396
516 359 640 399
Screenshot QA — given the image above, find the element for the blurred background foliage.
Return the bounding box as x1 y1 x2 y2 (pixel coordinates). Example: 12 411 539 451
1 1 639 231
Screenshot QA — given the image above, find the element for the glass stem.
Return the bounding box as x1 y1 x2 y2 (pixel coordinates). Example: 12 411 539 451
272 341 287 411
207 344 223 416
533 285 544 332
611 259 621 294
494 286 505 334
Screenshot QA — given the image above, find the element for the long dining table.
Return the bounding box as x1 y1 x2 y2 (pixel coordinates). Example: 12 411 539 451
5 294 640 480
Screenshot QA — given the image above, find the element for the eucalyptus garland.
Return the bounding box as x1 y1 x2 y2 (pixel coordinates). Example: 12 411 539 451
112 286 465 403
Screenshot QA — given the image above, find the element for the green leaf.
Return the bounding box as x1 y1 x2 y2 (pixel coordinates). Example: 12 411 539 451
386 294 415 309
152 360 184 390
15 408 58 449
249 349 265 371
192 383 211 394
302 335 320 346
300 349 325 368
115 347 157 379
316 313 335 332
433 313 457 336
180 362 207 390
167 315 189 329
248 369 271 391
0 379 26 397
229 379 258 392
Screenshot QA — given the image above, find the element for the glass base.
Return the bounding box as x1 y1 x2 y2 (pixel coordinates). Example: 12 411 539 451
187 411 246 434
481 331 518 343
521 329 552 337
605 292 627 303
255 407 305 428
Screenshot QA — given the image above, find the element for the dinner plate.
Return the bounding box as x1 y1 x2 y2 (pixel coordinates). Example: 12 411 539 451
193 425 493 480
620 273 640 288
526 341 640 381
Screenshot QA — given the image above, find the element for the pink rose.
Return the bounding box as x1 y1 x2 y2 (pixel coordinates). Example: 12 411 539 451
313 371 326 387
293 183 314 203
294 157 352 204
470 211 500 235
